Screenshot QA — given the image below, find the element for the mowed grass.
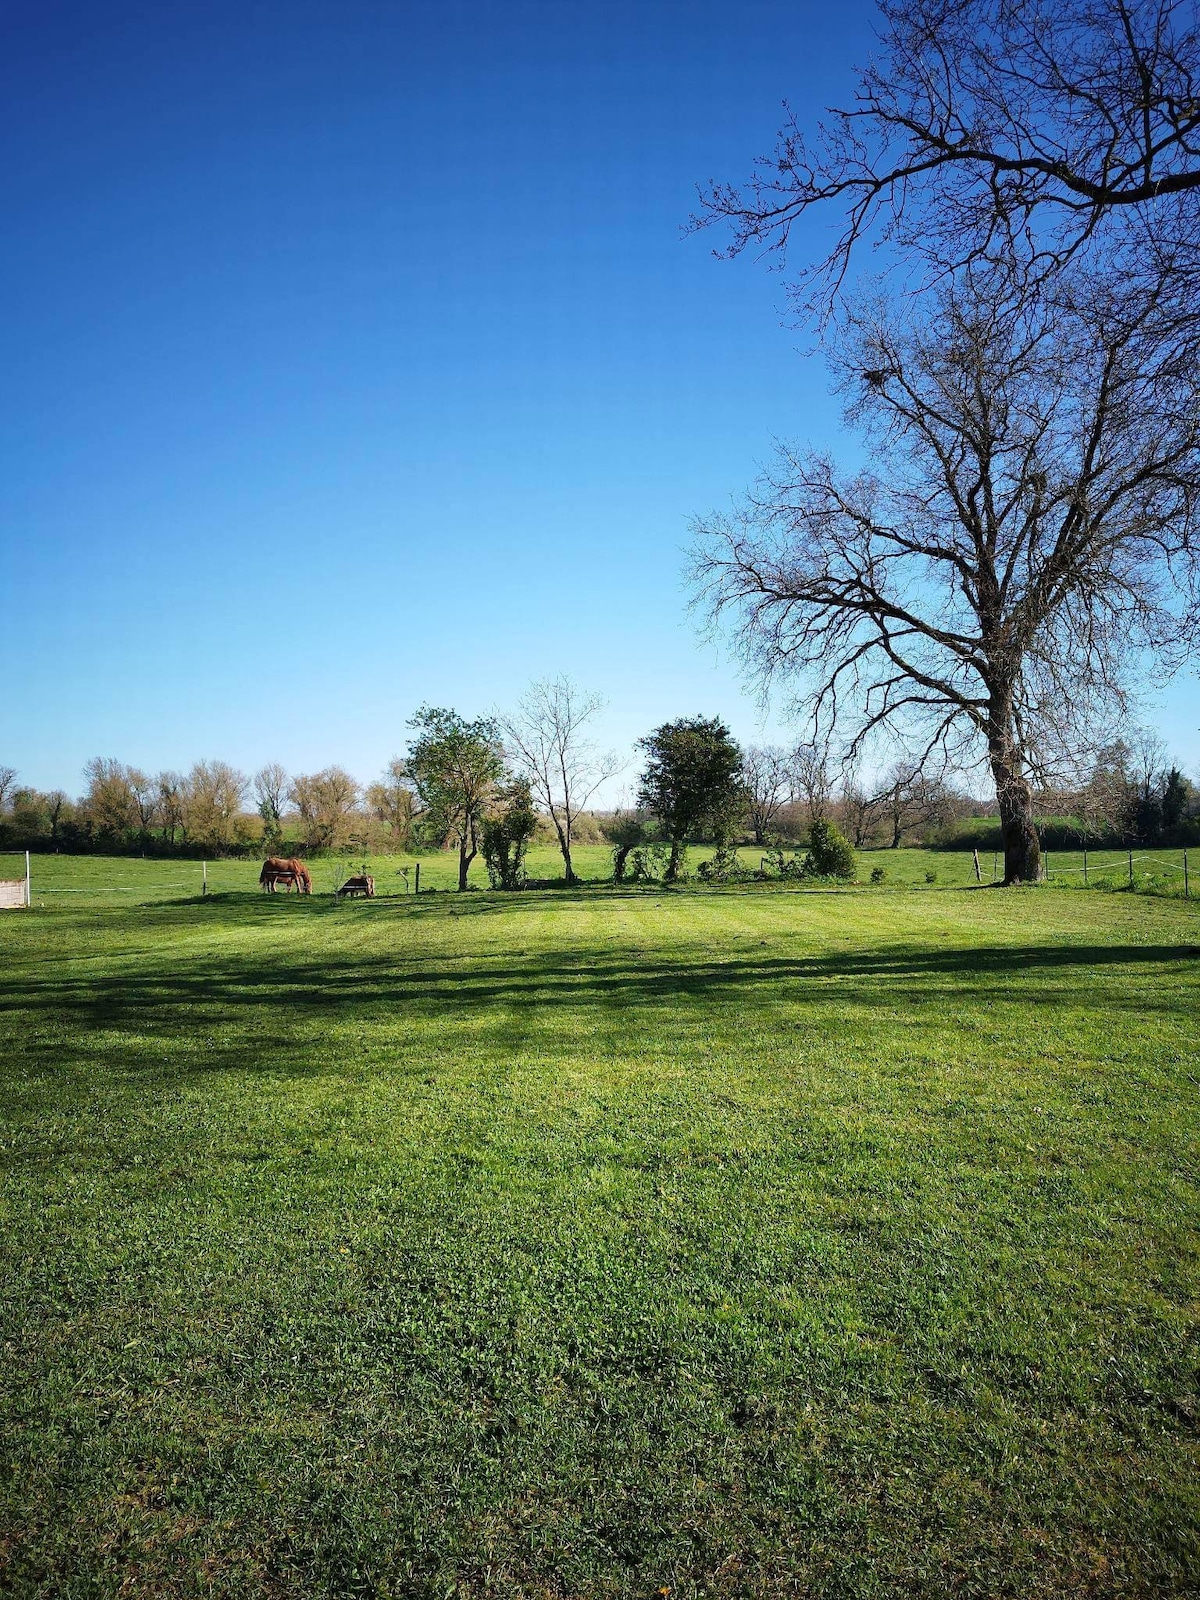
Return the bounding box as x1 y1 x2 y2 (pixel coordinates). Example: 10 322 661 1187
1 859 1198 1597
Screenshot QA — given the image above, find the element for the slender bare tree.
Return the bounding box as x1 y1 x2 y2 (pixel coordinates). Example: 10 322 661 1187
500 677 620 884
840 768 889 847
691 275 1200 882
128 769 158 833
743 745 793 843
787 742 833 827
0 766 17 812
366 758 418 851
253 764 289 829
157 772 185 846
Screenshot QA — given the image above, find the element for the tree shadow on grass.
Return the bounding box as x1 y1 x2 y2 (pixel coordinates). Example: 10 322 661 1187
4 936 1197 1045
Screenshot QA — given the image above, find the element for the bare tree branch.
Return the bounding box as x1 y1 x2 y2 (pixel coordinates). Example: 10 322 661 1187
694 0 1200 338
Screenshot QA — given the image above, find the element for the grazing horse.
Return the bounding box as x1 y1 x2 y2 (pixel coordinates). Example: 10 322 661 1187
336 874 375 899
259 857 312 895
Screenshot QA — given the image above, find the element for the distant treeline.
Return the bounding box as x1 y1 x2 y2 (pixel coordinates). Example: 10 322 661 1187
1 718 1195 864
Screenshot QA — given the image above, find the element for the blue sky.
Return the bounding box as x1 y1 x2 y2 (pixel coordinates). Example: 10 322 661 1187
2 0 1196 800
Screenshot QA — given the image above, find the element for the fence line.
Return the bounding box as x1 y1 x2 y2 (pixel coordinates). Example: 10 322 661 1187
1044 848 1190 896
37 884 197 893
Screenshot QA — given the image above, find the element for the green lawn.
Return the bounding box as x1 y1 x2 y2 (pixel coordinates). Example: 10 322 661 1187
2 857 1198 1596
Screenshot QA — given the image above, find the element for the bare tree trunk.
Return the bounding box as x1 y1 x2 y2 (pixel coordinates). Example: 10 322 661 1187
988 710 1041 884
551 814 577 884
665 838 684 882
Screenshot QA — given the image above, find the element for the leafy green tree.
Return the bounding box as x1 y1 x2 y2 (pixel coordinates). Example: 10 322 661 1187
406 706 505 891
636 717 747 883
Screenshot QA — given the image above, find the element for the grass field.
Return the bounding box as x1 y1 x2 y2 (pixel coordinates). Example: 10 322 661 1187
6 839 1194 901
2 854 1198 1596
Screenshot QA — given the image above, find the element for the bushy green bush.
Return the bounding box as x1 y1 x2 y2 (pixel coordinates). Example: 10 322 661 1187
697 844 741 882
870 865 887 885
802 820 856 880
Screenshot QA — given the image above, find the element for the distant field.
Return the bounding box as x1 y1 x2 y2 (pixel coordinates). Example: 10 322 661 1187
1 857 1198 1596
3 839 1191 905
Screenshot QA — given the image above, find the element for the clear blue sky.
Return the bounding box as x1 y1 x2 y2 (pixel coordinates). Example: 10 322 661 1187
2 0 1196 799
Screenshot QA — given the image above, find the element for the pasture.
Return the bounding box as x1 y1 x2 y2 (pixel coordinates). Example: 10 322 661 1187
1 855 1198 1597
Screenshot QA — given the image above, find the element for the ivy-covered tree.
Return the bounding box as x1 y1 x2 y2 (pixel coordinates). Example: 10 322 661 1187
481 778 538 890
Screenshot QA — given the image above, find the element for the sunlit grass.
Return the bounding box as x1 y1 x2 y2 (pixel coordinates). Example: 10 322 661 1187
1 859 1198 1595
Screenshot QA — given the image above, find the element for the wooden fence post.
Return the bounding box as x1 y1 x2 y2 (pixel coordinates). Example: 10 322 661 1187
415 862 420 895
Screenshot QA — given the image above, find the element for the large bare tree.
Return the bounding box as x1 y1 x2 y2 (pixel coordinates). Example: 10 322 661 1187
877 760 955 848
691 277 1200 882
500 677 619 885
698 0 1200 329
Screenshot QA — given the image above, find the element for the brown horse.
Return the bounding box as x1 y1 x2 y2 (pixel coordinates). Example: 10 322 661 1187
259 857 312 895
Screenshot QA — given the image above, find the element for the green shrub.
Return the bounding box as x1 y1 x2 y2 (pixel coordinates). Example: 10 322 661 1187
697 844 741 882
802 820 856 880
870 865 887 885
